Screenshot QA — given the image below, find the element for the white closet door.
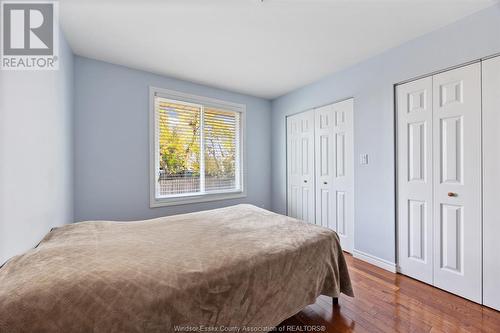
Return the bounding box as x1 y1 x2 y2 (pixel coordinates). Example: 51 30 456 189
287 114 301 219
482 56 500 311
315 105 335 229
432 63 482 302
331 99 354 252
314 101 354 252
397 77 434 284
287 110 315 224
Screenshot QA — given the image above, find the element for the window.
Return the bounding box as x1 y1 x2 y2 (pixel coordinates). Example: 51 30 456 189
150 87 245 207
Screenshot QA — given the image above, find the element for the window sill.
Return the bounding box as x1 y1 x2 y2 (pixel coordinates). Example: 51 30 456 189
150 191 247 208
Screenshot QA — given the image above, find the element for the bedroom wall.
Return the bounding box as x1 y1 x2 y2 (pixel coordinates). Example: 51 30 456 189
271 4 500 265
0 33 74 264
74 57 272 221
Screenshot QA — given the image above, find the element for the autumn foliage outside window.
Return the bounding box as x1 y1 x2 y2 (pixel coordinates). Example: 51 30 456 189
155 96 241 197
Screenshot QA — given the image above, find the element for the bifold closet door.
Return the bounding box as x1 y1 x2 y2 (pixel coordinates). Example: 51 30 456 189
482 56 500 311
397 63 482 302
397 76 434 284
314 99 354 252
332 100 354 253
432 63 481 303
314 105 335 229
287 110 315 224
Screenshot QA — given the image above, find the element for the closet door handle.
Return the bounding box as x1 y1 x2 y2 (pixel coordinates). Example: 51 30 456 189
304 180 307 183
448 192 458 197
323 181 328 185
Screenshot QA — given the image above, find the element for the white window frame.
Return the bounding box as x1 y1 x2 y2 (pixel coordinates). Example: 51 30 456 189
149 86 247 207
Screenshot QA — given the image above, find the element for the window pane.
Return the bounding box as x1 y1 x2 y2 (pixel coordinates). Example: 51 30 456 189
203 107 239 192
156 98 201 196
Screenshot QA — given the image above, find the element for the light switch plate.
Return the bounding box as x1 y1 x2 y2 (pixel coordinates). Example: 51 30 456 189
360 154 369 166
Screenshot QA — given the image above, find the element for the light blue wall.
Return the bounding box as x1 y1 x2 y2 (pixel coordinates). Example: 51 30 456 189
0 31 74 264
74 57 272 221
271 5 500 263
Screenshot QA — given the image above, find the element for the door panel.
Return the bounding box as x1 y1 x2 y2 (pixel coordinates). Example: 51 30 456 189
482 56 500 311
319 189 330 227
408 122 426 182
432 63 481 303
440 116 463 184
397 76 434 284
408 200 425 261
335 133 345 177
289 185 299 218
440 204 463 273
320 136 329 176
287 110 315 224
336 191 346 235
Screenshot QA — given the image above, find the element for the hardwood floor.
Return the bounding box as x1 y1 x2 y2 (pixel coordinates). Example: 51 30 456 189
278 254 500 333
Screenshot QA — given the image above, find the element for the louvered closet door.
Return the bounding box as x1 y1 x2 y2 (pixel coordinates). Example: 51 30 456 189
432 63 482 302
397 77 434 284
287 110 315 224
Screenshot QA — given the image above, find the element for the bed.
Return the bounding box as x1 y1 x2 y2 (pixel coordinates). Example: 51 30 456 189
0 204 353 332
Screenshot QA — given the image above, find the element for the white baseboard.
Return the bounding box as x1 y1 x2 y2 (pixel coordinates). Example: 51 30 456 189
352 249 397 273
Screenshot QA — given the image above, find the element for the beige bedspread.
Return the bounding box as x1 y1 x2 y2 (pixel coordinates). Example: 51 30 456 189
0 204 353 333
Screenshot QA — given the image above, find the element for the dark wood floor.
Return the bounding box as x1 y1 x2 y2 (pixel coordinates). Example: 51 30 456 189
278 254 500 333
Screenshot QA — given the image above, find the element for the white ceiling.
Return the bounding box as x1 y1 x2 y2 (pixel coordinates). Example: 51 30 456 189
60 0 498 99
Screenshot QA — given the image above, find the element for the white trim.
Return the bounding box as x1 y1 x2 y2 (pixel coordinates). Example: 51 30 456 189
149 86 247 208
150 192 247 207
353 249 397 273
153 86 245 112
